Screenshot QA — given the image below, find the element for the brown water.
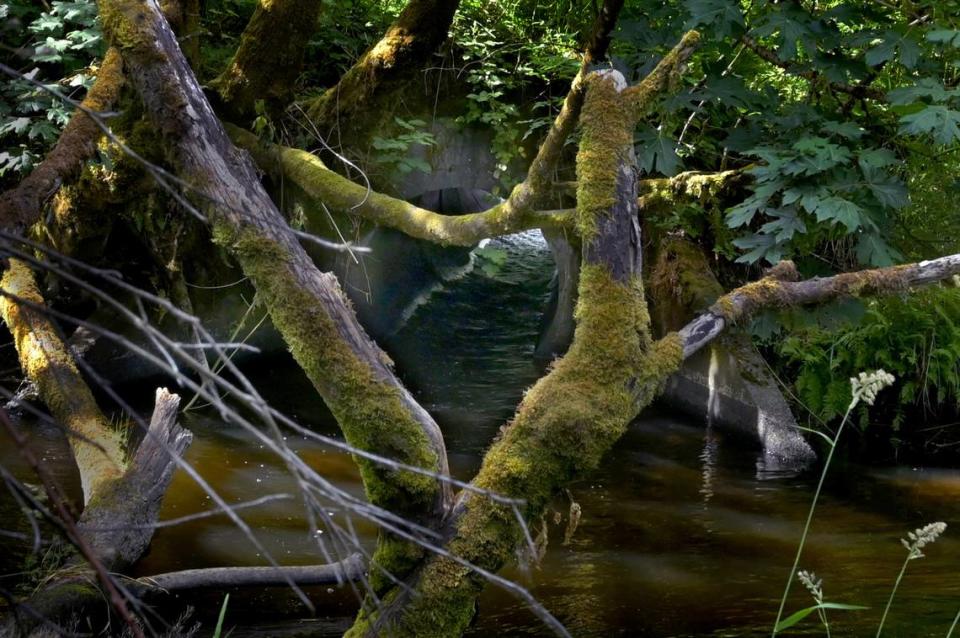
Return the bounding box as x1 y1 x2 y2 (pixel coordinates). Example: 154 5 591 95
2 231 960 636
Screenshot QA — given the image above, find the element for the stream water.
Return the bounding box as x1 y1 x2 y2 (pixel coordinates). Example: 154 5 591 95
2 231 959 636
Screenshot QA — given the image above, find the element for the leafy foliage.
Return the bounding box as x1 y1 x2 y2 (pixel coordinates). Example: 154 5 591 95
450 0 582 191
372 117 437 175
0 0 103 181
773 286 960 432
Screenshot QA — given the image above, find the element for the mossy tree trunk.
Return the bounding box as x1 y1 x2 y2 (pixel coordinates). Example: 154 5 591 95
210 0 323 122
304 0 460 146
97 0 452 588
344 68 687 638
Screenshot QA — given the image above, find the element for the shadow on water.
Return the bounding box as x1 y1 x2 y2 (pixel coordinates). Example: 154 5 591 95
1 230 959 636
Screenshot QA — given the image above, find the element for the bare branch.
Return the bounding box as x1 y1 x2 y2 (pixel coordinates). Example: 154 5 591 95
135 554 365 592
678 253 960 358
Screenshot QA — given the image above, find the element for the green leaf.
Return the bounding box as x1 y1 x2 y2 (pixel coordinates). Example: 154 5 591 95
927 28 960 47
857 147 898 169
821 121 864 140
684 0 745 37
857 233 901 266
694 75 754 108
887 78 956 105
760 208 807 241
213 594 230 638
776 603 868 632
751 5 823 62
811 195 863 231
899 105 960 144
865 37 896 66
636 129 681 176
725 195 766 228
775 606 819 632
866 31 921 68
733 233 782 264
0 117 32 136
861 167 909 209
898 36 922 68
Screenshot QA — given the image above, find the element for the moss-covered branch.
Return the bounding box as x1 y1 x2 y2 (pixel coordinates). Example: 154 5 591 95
678 253 960 358
346 67 690 638
504 0 625 213
210 0 322 121
0 48 124 233
623 30 701 116
229 125 572 245
0 259 125 504
97 0 451 588
637 168 749 212
303 0 460 142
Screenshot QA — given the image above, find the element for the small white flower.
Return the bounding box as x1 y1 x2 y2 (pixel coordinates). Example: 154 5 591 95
850 369 896 406
901 522 947 560
797 569 823 603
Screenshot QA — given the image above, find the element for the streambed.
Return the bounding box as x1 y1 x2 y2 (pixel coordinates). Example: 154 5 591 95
1 231 958 636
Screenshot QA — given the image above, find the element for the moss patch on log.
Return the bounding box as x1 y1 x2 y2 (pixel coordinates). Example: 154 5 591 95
0 260 126 504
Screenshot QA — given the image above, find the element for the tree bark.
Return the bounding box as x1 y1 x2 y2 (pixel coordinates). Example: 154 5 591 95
210 0 323 121
97 0 451 586
303 0 460 144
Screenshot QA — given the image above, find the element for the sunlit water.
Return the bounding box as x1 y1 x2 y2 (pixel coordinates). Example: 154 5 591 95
2 231 959 636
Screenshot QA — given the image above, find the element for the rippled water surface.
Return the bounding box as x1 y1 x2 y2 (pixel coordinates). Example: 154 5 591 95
2 231 959 636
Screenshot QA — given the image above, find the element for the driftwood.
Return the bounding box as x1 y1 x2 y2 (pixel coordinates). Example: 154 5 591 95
79 388 191 569
134 554 365 592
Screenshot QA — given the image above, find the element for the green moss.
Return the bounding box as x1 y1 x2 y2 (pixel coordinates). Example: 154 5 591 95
576 73 633 243
99 0 164 59
221 227 439 509
649 238 725 332
211 225 445 586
